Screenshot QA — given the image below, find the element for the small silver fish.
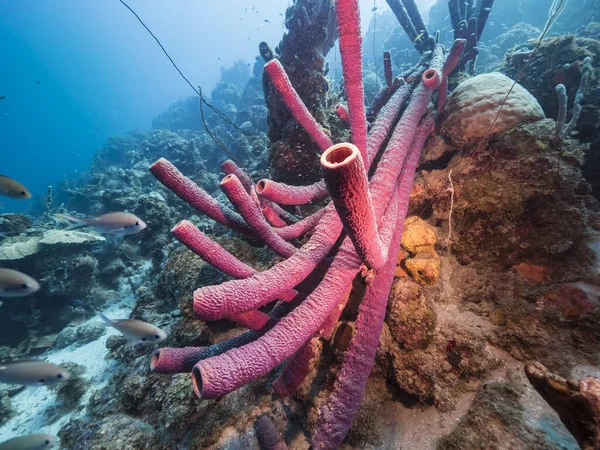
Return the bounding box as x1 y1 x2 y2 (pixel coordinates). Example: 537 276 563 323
55 212 147 235
0 268 40 298
0 434 57 449
0 361 70 386
98 313 167 345
0 175 31 200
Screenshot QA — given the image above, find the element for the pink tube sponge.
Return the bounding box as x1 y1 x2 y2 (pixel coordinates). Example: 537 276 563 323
422 67 442 90
274 207 328 240
193 208 343 321
151 347 208 374
321 143 385 269
150 158 251 236
256 179 329 206
220 174 297 258
335 0 368 164
264 59 334 152
192 248 361 399
262 204 287 227
272 337 320 398
171 220 257 279
334 104 350 123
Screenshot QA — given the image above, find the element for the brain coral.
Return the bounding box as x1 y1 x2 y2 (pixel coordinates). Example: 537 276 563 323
441 72 545 144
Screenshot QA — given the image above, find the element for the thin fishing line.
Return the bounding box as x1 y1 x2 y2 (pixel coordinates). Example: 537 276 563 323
117 0 267 160
198 87 246 169
118 0 200 96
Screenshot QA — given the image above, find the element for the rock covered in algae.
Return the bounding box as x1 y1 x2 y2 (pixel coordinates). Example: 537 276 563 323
405 250 441 286
402 216 438 253
437 368 579 449
525 361 600 450
0 213 32 234
386 277 436 350
59 413 159 450
441 73 545 144
400 216 441 285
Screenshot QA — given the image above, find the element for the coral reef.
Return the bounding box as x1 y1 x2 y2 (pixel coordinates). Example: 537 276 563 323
0 227 116 352
500 35 600 199
4 2 600 450
141 0 508 446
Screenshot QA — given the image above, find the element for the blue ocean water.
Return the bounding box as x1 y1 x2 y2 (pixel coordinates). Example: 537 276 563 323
0 0 298 212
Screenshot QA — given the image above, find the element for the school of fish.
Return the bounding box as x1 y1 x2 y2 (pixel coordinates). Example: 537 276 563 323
0 175 164 448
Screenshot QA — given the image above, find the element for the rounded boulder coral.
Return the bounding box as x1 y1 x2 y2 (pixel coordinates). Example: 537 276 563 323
441 73 545 144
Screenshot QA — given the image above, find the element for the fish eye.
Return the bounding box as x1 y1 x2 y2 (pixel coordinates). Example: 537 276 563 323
20 191 26 196
135 221 140 226
39 378 45 383
45 440 51 445
141 337 146 341
57 373 63 378
21 283 29 289
154 334 160 339
123 225 128 229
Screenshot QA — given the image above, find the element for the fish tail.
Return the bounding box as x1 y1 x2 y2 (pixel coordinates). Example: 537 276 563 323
54 213 89 231
97 313 113 327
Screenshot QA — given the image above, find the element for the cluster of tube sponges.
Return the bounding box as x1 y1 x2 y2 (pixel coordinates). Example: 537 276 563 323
148 0 467 447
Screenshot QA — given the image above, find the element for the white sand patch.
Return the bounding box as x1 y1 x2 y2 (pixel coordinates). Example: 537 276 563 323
0 297 135 444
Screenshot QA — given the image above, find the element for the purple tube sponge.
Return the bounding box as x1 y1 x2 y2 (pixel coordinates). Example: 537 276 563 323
321 143 385 270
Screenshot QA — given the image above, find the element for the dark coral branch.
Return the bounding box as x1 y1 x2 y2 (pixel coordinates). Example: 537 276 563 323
386 0 425 52
474 0 494 41
402 0 433 50
383 50 393 89
448 0 462 39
